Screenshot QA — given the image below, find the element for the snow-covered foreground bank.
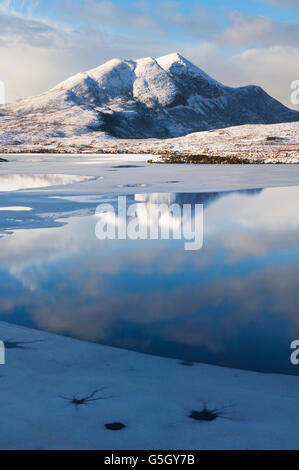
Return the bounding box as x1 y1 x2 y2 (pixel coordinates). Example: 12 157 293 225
1 321 298 450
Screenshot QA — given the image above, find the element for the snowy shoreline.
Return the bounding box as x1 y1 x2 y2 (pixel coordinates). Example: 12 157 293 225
1 122 298 163
1 320 299 450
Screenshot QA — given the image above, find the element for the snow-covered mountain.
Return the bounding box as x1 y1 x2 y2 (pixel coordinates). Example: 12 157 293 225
1 53 299 143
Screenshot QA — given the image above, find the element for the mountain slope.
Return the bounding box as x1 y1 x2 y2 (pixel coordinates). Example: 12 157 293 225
1 52 299 143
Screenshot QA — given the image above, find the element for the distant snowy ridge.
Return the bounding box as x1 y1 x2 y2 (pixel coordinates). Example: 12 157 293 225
0 52 299 148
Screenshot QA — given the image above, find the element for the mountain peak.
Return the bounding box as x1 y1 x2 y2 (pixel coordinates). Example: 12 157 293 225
156 52 189 70
158 52 186 63
2 53 299 141
156 52 220 88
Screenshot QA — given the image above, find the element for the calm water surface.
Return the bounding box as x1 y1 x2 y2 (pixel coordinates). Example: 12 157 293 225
0 186 298 375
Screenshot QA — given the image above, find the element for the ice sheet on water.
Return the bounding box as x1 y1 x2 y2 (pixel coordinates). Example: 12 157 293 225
0 206 32 211
0 174 93 191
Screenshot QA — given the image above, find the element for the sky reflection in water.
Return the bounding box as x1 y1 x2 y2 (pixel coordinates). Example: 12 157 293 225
0 187 299 375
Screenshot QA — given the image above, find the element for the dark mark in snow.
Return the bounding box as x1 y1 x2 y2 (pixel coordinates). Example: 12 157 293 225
59 388 112 408
105 422 126 431
4 340 43 349
189 401 233 422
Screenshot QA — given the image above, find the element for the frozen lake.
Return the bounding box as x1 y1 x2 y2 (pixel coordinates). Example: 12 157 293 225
1 155 299 450
0 178 298 375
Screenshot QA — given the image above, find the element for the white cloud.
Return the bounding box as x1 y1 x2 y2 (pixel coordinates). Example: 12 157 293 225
230 46 299 108
258 0 299 8
217 11 299 47
0 12 174 102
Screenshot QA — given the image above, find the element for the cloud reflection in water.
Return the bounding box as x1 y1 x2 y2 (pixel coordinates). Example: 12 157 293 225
0 187 299 375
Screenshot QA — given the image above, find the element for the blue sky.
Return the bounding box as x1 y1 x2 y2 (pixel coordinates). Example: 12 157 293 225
0 0 298 107
15 0 299 22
